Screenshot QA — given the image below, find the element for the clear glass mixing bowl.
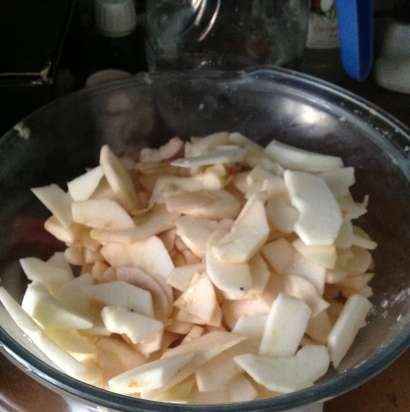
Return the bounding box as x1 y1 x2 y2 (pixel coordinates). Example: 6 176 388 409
0 68 409 412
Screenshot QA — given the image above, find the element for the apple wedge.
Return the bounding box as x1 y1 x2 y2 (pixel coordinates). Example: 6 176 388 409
232 315 267 345
265 140 343 172
206 229 252 299
306 310 333 344
335 219 354 249
228 375 258 402
44 216 82 244
166 190 241 220
72 199 135 230
109 352 195 394
22 282 93 330
0 287 85 377
319 167 355 197
175 216 217 257
246 166 286 198
100 243 132 267
343 246 372 274
90 206 179 244
261 239 294 275
136 330 164 356
31 184 73 228
67 166 104 201
234 345 330 393
189 132 230 156
293 239 337 270
265 194 299 234
47 252 73 277
83 281 154 318
338 195 367 220
20 257 74 292
248 254 271 297
100 144 140 212
101 306 163 344
44 328 95 355
212 195 270 264
284 170 342 246
167 263 205 292
337 273 374 292
328 294 372 367
259 293 311 357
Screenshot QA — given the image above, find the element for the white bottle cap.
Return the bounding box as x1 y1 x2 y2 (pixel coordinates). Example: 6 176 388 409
95 0 136 38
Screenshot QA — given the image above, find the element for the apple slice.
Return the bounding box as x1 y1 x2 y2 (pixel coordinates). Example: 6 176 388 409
100 243 131 267
265 140 343 172
326 268 348 284
293 239 336 270
167 319 194 335
351 226 378 250
47 252 73 278
181 325 204 345
284 171 342 246
167 263 205 292
101 306 163 344
45 328 95 354
175 216 217 257
232 315 267 345
228 375 258 402
83 281 154 318
109 352 195 394
0 287 85 377
158 136 184 160
335 219 354 249
90 206 179 244
206 229 252 299
174 273 218 324
248 254 271 297
136 330 164 356
245 166 286 198
337 273 374 293
343 247 372 274
141 377 195 403
100 145 140 212
20 257 74 292
31 184 73 228
212 195 270 264
166 190 241 220
265 194 298 234
44 216 81 244
328 294 372 367
338 195 367 220
306 310 333 344
319 167 355 197
259 293 311 357
188 132 230 156
67 166 104 201
261 239 294 275
22 282 93 330
234 345 330 393
222 299 271 330
72 199 134 230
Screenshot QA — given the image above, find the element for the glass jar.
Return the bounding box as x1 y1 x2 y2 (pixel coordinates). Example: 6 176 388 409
146 0 310 70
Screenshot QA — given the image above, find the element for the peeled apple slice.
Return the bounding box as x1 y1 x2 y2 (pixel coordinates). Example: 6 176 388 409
265 140 343 172
67 166 104 201
265 194 298 234
47 252 73 277
228 375 258 403
327 294 372 367
261 238 294 275
248 254 271 297
234 345 330 393
22 282 93 330
100 144 140 212
259 293 311 357
306 310 333 344
31 184 73 228
232 315 267 345
284 170 342 246
189 132 230 156
212 196 270 264
45 328 95 355
101 306 163 344
109 352 195 394
0 287 85 377
319 167 355 197
293 239 337 270
72 199 135 230
167 263 205 292
44 216 81 244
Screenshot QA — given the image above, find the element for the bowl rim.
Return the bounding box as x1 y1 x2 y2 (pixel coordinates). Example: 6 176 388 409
0 66 409 411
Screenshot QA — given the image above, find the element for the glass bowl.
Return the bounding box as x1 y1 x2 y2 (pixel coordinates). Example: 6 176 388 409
0 68 409 412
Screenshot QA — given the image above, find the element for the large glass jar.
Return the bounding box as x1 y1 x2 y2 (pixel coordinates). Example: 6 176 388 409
146 0 310 70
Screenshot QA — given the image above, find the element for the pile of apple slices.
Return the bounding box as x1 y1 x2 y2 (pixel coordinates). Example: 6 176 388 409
0 132 377 404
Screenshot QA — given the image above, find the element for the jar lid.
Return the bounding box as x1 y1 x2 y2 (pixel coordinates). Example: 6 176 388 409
95 0 136 38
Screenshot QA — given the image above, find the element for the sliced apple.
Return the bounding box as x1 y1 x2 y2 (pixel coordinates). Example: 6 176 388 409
189 132 230 156
259 293 311 357
45 328 95 354
20 257 74 292
166 319 194 335
284 170 342 246
109 352 195 394
83 281 154 318
228 375 258 402
181 325 204 344
212 196 270 264
174 273 218 324
206 229 252 299
232 315 267 345
351 226 378 250
343 247 372 274
72 199 134 230
22 282 93 330
306 310 333 344
319 167 355 197
328 294 372 367
31 184 73 228
101 306 163 344
234 345 330 393
67 166 104 202
141 377 195 403
175 216 217 257
335 219 354 249
245 166 286 198
167 263 205 292
166 190 241 220
100 144 140 212
293 239 336 270
337 273 374 293
261 238 294 275
47 252 73 278
265 140 343 172
44 216 81 244
192 389 230 404
90 206 179 244
136 330 164 356
248 254 271 297
265 194 298 234
100 243 131 267
338 195 367 220
326 268 348 284
160 228 177 251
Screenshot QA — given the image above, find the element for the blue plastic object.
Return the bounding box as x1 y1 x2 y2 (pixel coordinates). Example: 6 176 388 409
336 0 374 81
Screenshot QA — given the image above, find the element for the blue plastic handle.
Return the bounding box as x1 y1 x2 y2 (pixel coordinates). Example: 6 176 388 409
335 0 374 81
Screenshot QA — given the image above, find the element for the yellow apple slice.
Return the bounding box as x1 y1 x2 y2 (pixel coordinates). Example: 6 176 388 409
319 167 355 196
31 184 73 228
265 194 299 234
328 294 372 367
228 375 258 402
72 199 134 230
261 238 294 275
284 170 342 246
234 345 330 393
67 166 104 201
259 293 311 357
167 263 205 292
212 195 270 264
100 145 140 212
293 239 337 270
